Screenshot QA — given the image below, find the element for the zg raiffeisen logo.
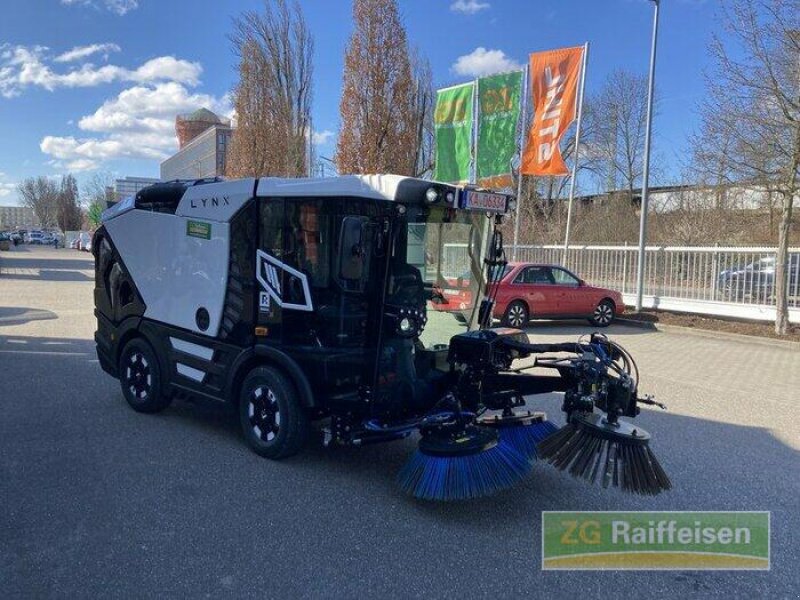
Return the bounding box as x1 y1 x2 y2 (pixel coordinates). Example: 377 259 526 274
541 511 770 570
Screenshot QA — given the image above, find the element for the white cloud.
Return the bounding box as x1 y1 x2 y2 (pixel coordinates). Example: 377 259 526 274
450 0 490 14
55 43 121 63
40 81 230 170
61 0 139 16
312 130 334 145
0 44 202 98
0 182 16 197
451 47 522 77
131 57 202 86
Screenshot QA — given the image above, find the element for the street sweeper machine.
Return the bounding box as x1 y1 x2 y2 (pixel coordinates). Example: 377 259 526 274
93 175 671 501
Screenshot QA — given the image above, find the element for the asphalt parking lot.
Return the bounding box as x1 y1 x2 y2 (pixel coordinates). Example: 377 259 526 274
1 246 798 598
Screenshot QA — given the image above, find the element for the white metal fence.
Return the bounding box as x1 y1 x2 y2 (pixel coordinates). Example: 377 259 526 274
510 244 800 324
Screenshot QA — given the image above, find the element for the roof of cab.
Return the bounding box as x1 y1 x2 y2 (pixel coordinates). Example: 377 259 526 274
256 174 443 201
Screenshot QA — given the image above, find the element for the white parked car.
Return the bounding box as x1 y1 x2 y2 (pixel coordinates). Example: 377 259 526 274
78 232 92 251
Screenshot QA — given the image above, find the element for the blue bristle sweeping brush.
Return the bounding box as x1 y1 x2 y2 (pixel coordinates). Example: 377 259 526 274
397 412 532 501
478 411 559 462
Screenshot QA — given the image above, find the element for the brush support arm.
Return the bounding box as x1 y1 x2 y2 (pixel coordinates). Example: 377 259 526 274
447 328 655 420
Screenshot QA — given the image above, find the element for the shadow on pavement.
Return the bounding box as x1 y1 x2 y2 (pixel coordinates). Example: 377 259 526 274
0 307 58 328
519 319 653 337
0 254 93 272
3 269 93 282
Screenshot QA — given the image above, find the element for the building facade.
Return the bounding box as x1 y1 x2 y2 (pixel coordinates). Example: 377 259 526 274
114 176 161 201
0 206 38 229
160 108 232 181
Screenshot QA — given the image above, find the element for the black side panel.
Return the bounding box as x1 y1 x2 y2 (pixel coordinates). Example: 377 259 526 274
138 319 244 402
219 199 256 346
92 226 146 325
94 313 143 380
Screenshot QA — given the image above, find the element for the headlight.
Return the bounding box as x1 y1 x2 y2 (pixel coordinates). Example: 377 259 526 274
425 187 439 204
390 307 427 338
445 191 455 203
507 198 517 211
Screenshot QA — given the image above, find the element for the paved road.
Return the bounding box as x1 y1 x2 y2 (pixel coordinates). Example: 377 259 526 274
1 247 798 598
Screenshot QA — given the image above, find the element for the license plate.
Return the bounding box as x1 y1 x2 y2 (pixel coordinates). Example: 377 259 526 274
461 190 508 213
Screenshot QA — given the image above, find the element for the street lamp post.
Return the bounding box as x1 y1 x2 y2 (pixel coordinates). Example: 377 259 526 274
634 0 660 312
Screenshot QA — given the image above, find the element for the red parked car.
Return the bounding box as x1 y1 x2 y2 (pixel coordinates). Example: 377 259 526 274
490 263 625 328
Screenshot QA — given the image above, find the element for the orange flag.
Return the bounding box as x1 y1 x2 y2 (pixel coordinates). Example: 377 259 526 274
521 46 584 176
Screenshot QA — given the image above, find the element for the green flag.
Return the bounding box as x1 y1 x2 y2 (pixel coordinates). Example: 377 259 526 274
434 82 474 184
476 71 523 189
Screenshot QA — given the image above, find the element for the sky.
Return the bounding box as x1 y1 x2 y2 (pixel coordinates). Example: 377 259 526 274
0 0 722 206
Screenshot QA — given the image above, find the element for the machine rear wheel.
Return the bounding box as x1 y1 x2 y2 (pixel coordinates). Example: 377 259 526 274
119 338 171 413
502 301 529 328
239 366 309 459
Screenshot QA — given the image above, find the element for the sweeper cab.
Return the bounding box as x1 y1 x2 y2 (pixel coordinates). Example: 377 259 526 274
93 175 671 500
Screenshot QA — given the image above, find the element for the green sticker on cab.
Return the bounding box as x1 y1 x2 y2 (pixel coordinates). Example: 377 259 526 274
186 220 211 240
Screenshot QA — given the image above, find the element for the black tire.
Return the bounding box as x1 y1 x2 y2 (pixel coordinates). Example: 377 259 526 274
502 300 529 328
118 338 171 413
589 299 615 327
239 366 309 459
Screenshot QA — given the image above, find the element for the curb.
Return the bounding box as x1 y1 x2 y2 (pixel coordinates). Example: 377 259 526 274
617 318 800 350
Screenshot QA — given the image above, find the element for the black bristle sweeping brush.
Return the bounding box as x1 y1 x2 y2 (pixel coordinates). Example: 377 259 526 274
478 410 559 462
537 412 671 496
397 413 532 501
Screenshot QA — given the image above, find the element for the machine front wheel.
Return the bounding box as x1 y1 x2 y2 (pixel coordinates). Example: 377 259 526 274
118 337 171 413
239 366 309 459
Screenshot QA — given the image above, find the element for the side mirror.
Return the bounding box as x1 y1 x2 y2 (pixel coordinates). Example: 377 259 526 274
339 216 366 281
578 279 586 286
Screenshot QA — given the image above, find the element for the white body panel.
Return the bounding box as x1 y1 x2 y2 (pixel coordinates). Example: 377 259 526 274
104 210 230 337
175 178 255 222
101 194 135 222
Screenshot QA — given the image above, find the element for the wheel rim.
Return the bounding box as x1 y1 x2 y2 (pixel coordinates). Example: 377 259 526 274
124 351 151 400
248 386 280 442
594 303 613 325
508 304 526 327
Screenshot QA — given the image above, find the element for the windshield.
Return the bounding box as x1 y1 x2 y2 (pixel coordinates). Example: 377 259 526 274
392 205 491 349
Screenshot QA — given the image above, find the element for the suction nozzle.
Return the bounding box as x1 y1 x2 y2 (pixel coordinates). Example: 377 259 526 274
537 412 671 496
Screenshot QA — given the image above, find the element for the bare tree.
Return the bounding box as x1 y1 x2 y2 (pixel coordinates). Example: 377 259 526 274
17 177 59 228
409 50 435 178
227 0 314 178
588 70 655 198
56 174 83 232
81 172 115 229
696 0 799 334
335 0 418 175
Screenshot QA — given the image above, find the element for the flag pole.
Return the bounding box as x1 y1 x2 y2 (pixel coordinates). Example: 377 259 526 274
307 115 313 177
635 0 660 312
471 78 479 185
512 65 529 261
561 41 589 266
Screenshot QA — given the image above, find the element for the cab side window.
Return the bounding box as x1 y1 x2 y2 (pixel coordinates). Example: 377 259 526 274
259 199 284 259
285 199 330 289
